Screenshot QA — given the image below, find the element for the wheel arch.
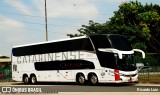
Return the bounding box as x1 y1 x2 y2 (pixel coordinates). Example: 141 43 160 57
88 72 98 79
30 73 36 77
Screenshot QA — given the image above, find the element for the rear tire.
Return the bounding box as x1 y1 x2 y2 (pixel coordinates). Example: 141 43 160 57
23 75 29 84
77 74 85 85
30 75 37 84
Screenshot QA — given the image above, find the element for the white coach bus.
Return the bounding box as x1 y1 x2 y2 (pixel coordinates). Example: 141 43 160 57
12 34 145 85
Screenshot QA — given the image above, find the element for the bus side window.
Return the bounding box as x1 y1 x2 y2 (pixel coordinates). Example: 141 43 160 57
13 65 17 71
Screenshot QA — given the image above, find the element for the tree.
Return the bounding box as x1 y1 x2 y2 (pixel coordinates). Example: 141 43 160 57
109 1 160 55
67 20 108 37
67 1 160 57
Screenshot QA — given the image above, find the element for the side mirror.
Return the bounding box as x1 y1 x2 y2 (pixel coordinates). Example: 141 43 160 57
138 66 152 72
133 49 145 59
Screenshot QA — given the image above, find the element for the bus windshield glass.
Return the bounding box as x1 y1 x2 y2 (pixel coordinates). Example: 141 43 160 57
116 54 136 71
90 35 132 51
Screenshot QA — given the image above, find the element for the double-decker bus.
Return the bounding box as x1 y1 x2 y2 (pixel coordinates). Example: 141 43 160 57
12 34 145 85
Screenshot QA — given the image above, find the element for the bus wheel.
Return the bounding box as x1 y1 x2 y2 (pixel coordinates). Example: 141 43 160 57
77 74 85 85
30 75 37 84
89 74 98 85
23 75 29 84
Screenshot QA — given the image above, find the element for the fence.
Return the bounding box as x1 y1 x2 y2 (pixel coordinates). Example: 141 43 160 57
0 67 12 82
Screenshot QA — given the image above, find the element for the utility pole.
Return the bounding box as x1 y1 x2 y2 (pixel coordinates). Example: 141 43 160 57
45 0 48 41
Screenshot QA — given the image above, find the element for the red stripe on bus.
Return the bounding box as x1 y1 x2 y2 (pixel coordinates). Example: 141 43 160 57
114 69 120 81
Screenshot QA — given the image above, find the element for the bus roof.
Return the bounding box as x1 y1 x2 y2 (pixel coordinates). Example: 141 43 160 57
12 34 132 56
13 34 125 49
13 36 87 48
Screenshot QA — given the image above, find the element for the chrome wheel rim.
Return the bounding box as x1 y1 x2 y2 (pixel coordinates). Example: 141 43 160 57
31 76 36 84
24 77 29 83
91 75 98 84
79 75 85 84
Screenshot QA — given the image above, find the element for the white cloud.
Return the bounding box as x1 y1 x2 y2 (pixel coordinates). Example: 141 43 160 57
6 34 26 44
0 16 27 45
0 16 25 32
49 27 79 40
0 16 27 56
32 0 98 20
4 0 33 15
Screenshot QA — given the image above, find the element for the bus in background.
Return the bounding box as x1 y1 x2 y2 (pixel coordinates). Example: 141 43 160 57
11 34 145 85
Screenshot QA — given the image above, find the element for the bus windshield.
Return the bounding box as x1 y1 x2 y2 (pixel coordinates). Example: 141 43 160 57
115 54 136 71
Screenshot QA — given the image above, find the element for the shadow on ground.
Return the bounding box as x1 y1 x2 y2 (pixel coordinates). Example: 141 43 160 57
12 82 137 87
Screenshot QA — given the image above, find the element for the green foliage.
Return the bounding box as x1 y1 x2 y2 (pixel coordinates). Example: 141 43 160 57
0 56 9 58
132 42 147 51
144 55 159 66
67 0 160 65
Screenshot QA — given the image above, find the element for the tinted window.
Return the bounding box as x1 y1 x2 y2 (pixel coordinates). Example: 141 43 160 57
13 38 93 56
97 52 117 69
90 34 132 51
90 35 111 50
108 35 132 51
89 34 132 69
34 60 95 70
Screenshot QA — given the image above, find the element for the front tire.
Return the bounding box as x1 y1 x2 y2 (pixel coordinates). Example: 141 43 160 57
23 75 29 84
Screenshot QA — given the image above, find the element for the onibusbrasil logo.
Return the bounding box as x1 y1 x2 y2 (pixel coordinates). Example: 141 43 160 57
1 86 42 93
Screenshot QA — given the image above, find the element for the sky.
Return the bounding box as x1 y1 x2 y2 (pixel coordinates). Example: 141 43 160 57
0 0 160 56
